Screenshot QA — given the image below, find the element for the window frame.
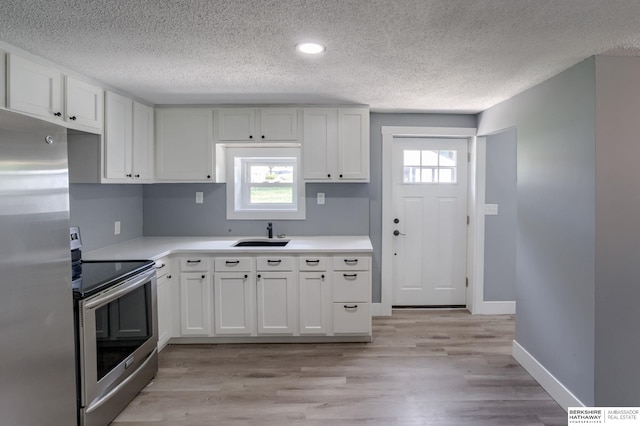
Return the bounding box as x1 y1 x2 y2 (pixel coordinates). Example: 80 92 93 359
226 146 306 220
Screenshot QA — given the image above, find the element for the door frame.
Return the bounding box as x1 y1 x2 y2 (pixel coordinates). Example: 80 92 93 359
379 126 477 316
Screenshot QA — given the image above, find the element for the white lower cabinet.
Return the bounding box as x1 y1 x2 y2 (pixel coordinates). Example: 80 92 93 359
179 256 213 336
214 257 255 335
256 257 296 334
299 272 331 334
298 256 331 335
332 256 371 335
155 257 175 350
168 251 371 342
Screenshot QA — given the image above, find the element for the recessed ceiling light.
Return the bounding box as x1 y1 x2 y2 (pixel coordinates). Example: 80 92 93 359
296 42 326 55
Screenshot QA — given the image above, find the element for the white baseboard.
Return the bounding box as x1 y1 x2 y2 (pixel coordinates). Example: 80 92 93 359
474 300 516 315
512 340 584 411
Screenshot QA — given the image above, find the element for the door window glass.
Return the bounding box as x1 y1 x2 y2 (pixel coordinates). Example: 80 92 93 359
403 149 457 183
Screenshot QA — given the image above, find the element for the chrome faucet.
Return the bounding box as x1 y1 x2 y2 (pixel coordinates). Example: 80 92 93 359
267 222 273 239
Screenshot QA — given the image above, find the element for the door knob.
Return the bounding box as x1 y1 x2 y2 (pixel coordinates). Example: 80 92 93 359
393 230 405 236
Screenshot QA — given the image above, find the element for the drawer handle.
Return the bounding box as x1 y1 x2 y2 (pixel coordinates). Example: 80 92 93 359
305 259 320 265
267 259 281 265
156 263 165 269
225 260 240 265
344 259 358 265
187 259 201 264
344 304 358 310
343 273 358 278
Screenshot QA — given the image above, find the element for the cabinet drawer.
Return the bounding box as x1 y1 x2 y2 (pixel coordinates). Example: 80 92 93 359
180 257 211 272
257 256 294 271
332 256 370 270
155 257 171 278
332 271 370 302
298 256 327 271
332 303 370 334
214 257 253 272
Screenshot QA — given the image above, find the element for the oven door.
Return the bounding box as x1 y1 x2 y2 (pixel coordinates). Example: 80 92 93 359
78 268 158 423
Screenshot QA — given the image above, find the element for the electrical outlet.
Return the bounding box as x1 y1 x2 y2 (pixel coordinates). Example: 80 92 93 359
317 192 325 205
196 192 204 204
114 221 121 235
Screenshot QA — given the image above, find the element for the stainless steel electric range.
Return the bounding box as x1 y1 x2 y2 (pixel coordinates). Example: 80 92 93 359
71 227 158 426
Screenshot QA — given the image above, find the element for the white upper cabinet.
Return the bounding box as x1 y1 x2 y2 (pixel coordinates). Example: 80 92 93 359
104 91 154 182
65 76 103 131
7 54 103 132
303 108 338 180
7 53 63 121
217 107 299 142
104 91 133 180
155 108 215 181
302 107 370 182
132 102 154 180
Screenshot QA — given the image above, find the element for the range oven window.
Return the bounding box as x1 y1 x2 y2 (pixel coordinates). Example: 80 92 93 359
94 281 152 380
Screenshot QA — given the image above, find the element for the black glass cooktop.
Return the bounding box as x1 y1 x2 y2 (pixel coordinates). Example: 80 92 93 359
72 260 154 299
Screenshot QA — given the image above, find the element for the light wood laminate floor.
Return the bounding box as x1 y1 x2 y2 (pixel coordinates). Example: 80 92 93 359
112 310 566 425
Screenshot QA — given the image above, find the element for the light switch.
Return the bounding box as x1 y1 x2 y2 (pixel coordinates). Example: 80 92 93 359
484 204 499 215
196 192 204 204
114 221 121 235
317 193 325 205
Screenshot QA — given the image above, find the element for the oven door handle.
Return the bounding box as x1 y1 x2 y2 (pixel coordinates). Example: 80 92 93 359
84 269 155 310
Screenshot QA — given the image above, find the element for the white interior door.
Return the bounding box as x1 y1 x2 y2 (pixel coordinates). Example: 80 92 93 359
392 137 468 306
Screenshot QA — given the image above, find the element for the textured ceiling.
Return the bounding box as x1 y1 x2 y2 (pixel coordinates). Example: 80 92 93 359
2 0 640 113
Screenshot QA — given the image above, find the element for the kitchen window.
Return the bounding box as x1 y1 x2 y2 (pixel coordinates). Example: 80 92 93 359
226 146 305 220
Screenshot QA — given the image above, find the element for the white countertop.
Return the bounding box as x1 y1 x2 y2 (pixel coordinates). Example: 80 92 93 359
84 236 373 261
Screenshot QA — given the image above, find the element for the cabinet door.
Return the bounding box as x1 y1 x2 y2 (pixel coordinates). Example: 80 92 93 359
7 54 62 120
65 76 103 130
217 108 256 141
260 108 299 141
104 91 133 179
303 108 337 180
338 108 370 181
214 272 255 335
299 272 331 335
157 272 174 350
156 108 214 181
256 271 296 334
180 272 212 336
132 102 154 180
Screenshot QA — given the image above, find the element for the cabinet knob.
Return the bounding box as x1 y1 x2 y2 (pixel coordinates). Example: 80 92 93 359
261 135 265 139
257 274 261 279
201 274 206 279
126 173 132 177
167 275 172 279
53 112 62 117
327 174 331 178
339 174 343 178
135 174 140 178
321 274 325 279
207 175 211 179
244 274 248 279
249 135 253 139
69 116 77 121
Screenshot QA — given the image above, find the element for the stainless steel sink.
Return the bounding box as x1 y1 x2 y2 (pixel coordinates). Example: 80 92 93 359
233 239 290 247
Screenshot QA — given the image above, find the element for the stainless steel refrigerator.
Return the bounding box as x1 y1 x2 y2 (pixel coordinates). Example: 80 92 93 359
0 109 77 425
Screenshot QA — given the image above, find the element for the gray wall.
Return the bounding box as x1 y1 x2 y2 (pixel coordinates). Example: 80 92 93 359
478 58 596 405
483 129 517 301
368 113 477 302
69 184 144 251
143 183 370 237
593 56 640 406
